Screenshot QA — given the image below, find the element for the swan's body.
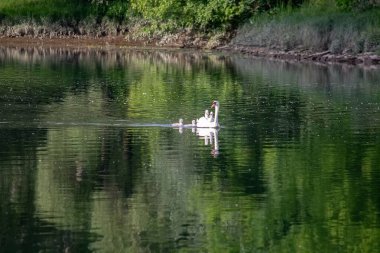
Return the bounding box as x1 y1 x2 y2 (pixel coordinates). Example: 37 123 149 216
209 112 214 122
196 101 220 128
197 110 209 123
171 118 184 127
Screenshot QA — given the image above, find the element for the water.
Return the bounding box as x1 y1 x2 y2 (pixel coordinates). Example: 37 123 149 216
1 47 380 252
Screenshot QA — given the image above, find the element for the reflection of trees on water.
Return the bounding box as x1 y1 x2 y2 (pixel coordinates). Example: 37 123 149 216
1 47 380 251
0 128 98 252
176 127 220 157
0 46 226 70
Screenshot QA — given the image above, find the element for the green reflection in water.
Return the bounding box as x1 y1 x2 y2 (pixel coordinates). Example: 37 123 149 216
0 47 380 252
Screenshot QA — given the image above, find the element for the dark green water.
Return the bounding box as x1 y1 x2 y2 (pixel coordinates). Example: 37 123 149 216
1 47 380 252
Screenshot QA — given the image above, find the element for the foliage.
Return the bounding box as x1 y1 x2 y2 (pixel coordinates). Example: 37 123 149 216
335 0 378 10
0 0 379 34
0 0 92 21
306 0 380 10
90 0 130 21
128 0 254 31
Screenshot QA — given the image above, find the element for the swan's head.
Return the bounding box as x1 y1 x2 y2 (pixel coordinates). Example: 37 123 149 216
211 101 219 108
192 119 196 126
179 118 184 124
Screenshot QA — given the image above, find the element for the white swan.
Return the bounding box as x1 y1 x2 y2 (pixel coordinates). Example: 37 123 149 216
171 118 184 127
196 101 220 128
209 111 214 122
205 110 209 119
197 110 209 123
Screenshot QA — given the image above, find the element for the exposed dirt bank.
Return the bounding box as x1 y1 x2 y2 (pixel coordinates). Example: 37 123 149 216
1 35 379 66
0 36 148 48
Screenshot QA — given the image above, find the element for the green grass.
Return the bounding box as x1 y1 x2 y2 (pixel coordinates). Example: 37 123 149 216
234 6 380 53
0 0 93 22
0 0 129 37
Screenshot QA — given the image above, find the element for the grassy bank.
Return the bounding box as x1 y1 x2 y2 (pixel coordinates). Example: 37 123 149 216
0 0 92 21
0 0 129 37
0 0 379 57
233 6 380 54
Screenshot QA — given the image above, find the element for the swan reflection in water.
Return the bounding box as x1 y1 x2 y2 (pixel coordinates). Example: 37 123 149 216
196 127 219 158
172 124 219 157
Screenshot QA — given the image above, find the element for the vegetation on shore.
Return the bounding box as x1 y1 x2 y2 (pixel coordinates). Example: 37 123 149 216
234 5 380 54
0 0 379 54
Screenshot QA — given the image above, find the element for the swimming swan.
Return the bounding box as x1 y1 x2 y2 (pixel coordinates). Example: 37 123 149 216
196 101 220 128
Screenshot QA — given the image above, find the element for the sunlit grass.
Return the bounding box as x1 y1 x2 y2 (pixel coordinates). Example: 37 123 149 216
234 6 380 54
0 0 92 21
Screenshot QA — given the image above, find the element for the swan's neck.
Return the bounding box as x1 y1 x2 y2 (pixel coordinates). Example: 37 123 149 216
214 105 219 125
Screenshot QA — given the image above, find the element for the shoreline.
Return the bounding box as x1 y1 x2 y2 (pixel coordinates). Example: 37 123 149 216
1 36 380 66
218 45 380 66
0 36 149 48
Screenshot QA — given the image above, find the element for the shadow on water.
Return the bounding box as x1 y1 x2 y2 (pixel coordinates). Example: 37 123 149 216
0 46 380 252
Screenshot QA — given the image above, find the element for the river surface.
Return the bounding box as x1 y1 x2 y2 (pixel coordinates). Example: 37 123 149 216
0 47 380 252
